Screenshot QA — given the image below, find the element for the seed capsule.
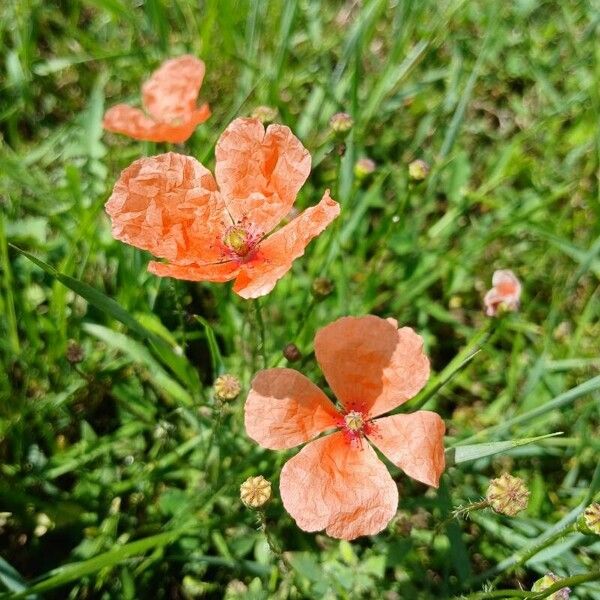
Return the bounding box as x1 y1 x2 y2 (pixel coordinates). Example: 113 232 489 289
240 475 272 509
214 374 242 401
485 473 529 517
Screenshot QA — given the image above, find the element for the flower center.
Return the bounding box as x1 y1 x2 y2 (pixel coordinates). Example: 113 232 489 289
344 410 365 432
223 226 251 257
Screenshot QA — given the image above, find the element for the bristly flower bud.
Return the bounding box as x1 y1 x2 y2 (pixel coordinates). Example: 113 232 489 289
283 343 302 362
354 157 376 179
312 277 334 299
329 112 353 133
408 159 430 182
240 475 272 509
214 374 241 401
66 340 85 364
578 502 600 535
251 105 278 124
485 473 529 517
531 573 570 599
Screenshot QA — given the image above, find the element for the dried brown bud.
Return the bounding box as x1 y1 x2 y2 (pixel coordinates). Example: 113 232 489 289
283 343 302 362
485 473 529 517
213 374 241 401
66 340 85 364
329 112 353 133
251 105 278 123
578 502 600 535
531 573 570 599
240 475 271 509
408 159 430 181
312 277 334 299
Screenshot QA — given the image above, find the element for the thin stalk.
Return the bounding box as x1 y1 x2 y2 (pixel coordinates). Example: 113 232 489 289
257 510 291 573
254 298 267 369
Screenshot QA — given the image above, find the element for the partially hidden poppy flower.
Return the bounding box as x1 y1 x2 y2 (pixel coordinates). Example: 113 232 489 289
483 269 521 316
244 315 446 540
103 55 210 143
105 118 340 299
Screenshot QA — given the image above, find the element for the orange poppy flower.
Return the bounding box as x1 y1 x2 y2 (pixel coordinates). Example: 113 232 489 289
484 269 521 316
103 55 211 143
244 315 446 540
105 118 340 298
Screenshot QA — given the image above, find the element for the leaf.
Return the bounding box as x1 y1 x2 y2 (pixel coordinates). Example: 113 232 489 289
10 244 201 395
446 432 563 467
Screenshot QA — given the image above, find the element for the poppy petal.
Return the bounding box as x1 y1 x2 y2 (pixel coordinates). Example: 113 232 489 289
142 55 206 123
245 368 340 449
148 260 239 282
103 103 210 143
280 432 399 540
367 412 445 488
105 153 231 265
232 190 340 299
314 316 430 418
215 118 311 234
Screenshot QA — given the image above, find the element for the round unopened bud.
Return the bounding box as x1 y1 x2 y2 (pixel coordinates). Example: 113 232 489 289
251 105 278 124
531 573 570 599
329 112 353 133
240 475 271 509
283 343 302 362
354 157 376 179
213 374 241 401
578 502 600 535
312 277 334 299
485 473 529 517
408 159 430 182
66 340 85 364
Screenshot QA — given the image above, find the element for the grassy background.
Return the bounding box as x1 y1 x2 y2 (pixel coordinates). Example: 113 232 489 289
1 0 599 598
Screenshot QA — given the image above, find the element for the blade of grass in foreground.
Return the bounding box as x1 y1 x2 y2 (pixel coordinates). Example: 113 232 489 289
2 529 191 599
11 244 201 396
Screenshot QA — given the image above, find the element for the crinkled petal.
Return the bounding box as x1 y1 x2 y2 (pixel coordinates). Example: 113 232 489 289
105 153 231 264
215 118 311 234
103 103 210 144
314 316 430 418
232 190 339 299
367 412 445 488
142 55 206 123
280 432 398 540
148 260 239 282
244 368 340 449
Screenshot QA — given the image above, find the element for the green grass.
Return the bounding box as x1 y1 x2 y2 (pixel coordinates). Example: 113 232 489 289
1 0 599 598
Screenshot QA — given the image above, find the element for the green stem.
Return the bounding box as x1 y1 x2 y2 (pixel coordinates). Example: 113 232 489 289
254 298 267 369
459 570 600 600
0 214 20 354
257 510 291 573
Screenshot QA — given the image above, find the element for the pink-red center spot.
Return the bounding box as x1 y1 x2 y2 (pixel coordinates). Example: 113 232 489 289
222 224 261 262
337 405 376 447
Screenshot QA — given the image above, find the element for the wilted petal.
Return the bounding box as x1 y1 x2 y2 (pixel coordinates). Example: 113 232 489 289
367 412 445 488
142 55 206 123
245 368 340 449
105 153 230 265
148 260 239 282
280 432 399 540
484 269 521 316
215 118 311 234
232 190 340 299
314 316 430 418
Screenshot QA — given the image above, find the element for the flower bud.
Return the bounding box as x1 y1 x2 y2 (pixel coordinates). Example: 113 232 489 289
240 475 272 509
577 502 600 535
531 573 570 599
283 343 302 362
251 105 278 124
408 159 430 182
485 473 529 517
354 157 376 179
213 374 241 401
329 112 353 133
312 277 334 299
66 340 85 364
